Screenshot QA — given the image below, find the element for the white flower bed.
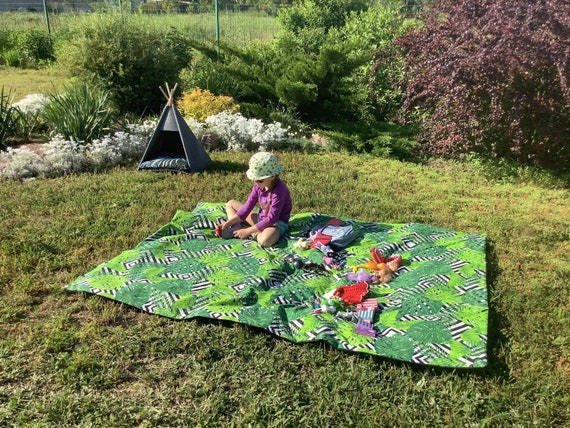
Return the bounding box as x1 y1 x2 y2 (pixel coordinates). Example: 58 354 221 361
0 120 155 180
1 94 301 180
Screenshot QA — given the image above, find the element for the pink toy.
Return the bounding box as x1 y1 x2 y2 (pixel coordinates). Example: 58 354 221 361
355 298 378 337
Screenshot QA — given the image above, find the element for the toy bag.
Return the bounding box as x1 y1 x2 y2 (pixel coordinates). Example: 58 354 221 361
310 218 356 251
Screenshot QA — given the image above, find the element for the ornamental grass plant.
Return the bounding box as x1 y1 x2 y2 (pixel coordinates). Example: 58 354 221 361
41 83 117 144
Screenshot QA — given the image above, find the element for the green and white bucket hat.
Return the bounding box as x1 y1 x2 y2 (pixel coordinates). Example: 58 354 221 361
246 152 283 181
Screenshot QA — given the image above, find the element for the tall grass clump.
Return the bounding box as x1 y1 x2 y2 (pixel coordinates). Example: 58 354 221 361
42 83 116 144
0 87 17 148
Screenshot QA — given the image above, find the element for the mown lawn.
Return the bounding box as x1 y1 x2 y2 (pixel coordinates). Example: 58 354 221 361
0 66 69 102
0 152 568 427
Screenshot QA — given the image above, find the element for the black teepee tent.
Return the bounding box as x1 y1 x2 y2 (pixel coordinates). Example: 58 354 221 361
138 83 211 173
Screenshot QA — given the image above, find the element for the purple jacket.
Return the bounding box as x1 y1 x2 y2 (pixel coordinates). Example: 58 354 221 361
236 179 292 232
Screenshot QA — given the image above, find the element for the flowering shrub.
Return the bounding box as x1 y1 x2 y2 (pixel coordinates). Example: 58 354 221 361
0 111 302 180
0 120 155 180
204 111 292 152
11 94 49 114
10 93 49 143
177 88 239 122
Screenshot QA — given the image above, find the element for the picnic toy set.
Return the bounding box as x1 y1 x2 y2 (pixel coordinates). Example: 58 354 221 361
288 215 404 338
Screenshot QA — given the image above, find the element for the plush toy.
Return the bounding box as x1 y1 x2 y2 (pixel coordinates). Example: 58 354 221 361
345 269 378 283
348 248 402 283
294 238 311 250
375 253 403 283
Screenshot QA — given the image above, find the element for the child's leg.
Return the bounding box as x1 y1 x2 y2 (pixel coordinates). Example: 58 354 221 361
226 200 258 226
256 226 281 247
225 200 243 219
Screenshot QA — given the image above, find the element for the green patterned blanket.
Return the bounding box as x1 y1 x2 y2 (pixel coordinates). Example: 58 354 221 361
66 202 488 368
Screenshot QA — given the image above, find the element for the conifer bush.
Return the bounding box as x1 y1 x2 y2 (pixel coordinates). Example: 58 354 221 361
187 3 406 126
391 0 569 170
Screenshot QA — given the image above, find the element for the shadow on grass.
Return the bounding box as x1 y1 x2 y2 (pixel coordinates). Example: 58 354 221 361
482 238 511 379
208 158 248 175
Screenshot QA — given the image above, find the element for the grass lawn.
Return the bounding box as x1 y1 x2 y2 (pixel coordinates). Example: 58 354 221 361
0 66 69 102
0 151 569 426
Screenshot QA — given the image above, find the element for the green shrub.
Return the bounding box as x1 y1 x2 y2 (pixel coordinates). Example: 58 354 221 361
0 30 12 65
186 3 407 125
42 83 117 144
5 28 54 68
56 14 192 115
276 0 369 54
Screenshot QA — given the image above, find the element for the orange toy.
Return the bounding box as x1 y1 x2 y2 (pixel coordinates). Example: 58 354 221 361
349 248 402 283
349 259 385 272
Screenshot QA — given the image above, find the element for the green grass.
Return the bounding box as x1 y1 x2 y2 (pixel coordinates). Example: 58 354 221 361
1 152 569 427
0 66 68 102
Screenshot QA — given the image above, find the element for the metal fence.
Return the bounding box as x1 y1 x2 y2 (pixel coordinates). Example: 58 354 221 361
0 0 287 13
1 1 285 45
1 1 420 45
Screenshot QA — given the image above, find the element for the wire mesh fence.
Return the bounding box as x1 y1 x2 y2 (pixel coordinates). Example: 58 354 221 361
1 1 420 45
0 1 284 44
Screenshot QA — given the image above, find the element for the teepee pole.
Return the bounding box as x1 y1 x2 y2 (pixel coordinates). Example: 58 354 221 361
159 82 178 107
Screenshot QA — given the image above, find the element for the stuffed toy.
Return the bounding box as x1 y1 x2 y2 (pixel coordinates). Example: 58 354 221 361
348 248 402 283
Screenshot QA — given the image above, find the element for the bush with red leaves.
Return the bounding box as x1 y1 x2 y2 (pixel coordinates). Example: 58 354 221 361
391 0 569 170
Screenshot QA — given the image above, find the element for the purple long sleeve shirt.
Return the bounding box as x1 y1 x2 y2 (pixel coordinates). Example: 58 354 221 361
236 179 292 232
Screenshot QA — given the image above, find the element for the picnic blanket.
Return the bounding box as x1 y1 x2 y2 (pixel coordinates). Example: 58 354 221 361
66 202 488 368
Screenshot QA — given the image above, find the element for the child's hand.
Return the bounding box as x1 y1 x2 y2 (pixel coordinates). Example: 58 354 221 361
234 227 254 239
221 219 237 229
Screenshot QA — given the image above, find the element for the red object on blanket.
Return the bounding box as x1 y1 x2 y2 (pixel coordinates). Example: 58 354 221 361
371 248 402 267
310 218 343 249
333 281 370 305
371 247 385 264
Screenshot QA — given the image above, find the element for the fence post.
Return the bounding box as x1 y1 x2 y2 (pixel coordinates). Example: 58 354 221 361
214 0 220 60
43 0 51 34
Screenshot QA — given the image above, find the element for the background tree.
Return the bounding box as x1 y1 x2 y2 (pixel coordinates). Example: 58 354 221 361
388 0 569 170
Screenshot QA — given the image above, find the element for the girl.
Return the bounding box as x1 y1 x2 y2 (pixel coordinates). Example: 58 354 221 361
220 152 292 247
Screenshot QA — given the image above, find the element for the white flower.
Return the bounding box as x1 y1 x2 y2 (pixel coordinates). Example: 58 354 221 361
0 113 305 180
11 94 49 114
0 147 50 179
204 111 291 152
